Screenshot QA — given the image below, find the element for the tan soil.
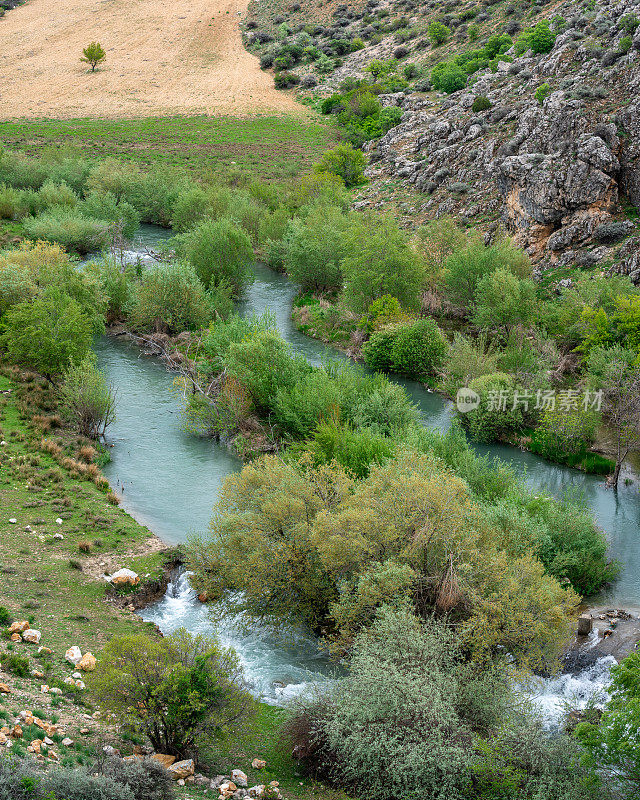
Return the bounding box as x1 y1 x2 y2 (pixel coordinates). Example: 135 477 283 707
0 0 306 119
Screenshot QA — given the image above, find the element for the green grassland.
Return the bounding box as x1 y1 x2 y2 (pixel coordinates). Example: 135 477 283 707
0 116 339 182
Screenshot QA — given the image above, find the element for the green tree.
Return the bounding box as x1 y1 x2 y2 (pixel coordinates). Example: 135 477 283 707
577 649 640 795
89 629 255 758
314 143 366 188
126 261 212 334
473 268 537 332
530 405 599 465
60 356 116 439
175 217 253 295
81 41 107 72
428 20 451 46
535 82 552 105
283 204 354 293
430 62 467 93
341 216 425 311
0 289 94 379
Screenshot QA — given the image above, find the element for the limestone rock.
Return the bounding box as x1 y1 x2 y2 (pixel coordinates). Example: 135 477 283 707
167 759 195 780
22 629 41 644
0 684 11 694
9 621 29 634
110 569 140 586
152 753 176 768
65 646 82 665
251 759 267 769
78 652 96 671
231 769 248 787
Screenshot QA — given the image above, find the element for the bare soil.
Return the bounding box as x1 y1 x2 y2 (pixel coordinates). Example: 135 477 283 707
0 0 306 119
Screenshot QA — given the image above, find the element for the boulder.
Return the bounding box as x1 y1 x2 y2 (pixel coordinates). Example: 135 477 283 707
167 759 195 780
231 770 248 787
151 753 176 768
110 569 140 587
61 738 74 747
248 786 266 799
78 652 96 672
65 646 82 665
38 646 52 655
9 621 29 634
10 633 21 642
22 629 41 644
251 759 266 770
0 684 11 694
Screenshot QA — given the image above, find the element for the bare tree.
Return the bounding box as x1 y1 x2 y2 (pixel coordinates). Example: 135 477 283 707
602 360 640 490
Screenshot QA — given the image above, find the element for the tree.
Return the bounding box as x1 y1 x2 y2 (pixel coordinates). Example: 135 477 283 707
473 268 537 332
600 360 640 490
60 356 116 440
90 629 255 759
430 61 467 93
341 216 425 311
0 289 94 380
577 649 640 795
314 143 366 188
428 20 451 46
175 217 253 295
81 41 106 72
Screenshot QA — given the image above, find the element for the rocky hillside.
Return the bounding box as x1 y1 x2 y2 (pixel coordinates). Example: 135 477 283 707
245 0 640 279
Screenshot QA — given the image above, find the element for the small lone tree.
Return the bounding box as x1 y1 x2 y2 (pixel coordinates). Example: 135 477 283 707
81 41 106 72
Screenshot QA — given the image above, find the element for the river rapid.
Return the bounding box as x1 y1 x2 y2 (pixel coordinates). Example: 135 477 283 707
96 226 640 720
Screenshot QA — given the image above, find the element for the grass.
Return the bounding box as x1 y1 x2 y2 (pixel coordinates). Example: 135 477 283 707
0 115 339 182
0 368 166 658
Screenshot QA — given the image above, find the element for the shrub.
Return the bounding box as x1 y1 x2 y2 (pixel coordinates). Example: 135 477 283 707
0 607 11 626
362 327 398 372
341 216 425 311
308 421 394 478
81 41 106 71
460 372 524 442
619 35 633 54
174 217 253 295
2 652 29 677
126 261 212 334
84 257 132 321
471 95 492 112
530 405 599 465
430 61 467 93
33 180 78 213
0 183 32 220
80 191 140 239
535 82 552 105
428 20 451 45
393 45 409 59
98 756 174 800
473 268 537 332
283 204 354 293
314 143 366 187
90 629 255 758
60 356 116 439
274 70 300 88
620 12 639 33
23 209 110 254
315 53 335 73
274 370 342 437
515 20 556 55
390 319 447 379
347 374 418 435
0 289 95 379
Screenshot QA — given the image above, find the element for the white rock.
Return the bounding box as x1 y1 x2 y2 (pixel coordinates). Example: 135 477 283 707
44 737 53 746
65 646 82 665
72 672 81 680
75 680 85 690
53 533 64 540
22 629 41 645
55 518 63 525
49 687 62 696
8 519 16 524
64 677 75 686
61 738 73 747
109 568 139 586
231 770 248 787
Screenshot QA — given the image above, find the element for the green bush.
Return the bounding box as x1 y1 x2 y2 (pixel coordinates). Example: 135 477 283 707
170 186 210 232
33 180 78 213
619 35 633 54
174 217 253 295
0 183 32 220
362 327 399 372
534 82 552 105
23 209 111 255
60 356 117 439
515 20 556 55
126 261 212 334
308 421 394 478
0 289 95 379
1 652 29 677
0 607 11 626
314 143 366 188
83 257 132 321
460 372 525 442
274 370 342 438
430 62 467 93
428 20 451 46
471 95 492 112
390 319 447 379
80 191 140 239
473 268 537 332
530 405 599 465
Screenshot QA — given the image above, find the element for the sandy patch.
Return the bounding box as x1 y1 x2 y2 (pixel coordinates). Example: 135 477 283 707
0 0 305 119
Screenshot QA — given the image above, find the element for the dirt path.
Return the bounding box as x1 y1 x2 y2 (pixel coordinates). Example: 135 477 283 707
0 0 305 119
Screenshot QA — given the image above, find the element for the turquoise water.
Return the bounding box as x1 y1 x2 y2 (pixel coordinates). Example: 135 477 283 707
95 228 640 700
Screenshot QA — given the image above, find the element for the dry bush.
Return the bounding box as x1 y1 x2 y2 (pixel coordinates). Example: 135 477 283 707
77 444 97 463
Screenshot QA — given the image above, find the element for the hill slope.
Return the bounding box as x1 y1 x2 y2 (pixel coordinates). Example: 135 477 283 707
0 0 304 119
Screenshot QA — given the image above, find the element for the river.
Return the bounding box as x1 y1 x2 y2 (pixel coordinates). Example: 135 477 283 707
95 226 640 716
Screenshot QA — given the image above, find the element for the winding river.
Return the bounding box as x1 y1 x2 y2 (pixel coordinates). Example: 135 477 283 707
95 227 640 716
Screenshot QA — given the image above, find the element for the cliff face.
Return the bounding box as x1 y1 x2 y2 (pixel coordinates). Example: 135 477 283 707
246 0 640 278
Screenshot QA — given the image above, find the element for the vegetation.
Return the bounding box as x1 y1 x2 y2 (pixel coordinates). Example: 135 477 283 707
80 42 107 72
91 629 255 758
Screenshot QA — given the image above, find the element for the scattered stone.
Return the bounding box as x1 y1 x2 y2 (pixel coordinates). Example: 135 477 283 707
10 633 22 642
53 533 64 540
231 770 248 788
65 646 82 665
8 518 17 524
251 759 267 769
152 753 176 768
12 725 22 738
78 652 96 671
103 745 119 756
75 680 86 690
168 759 195 780
61 738 73 747
0 685 11 694
9 621 29 634
38 646 52 655
32 671 44 679
55 518 63 525
49 687 62 696
109 568 140 586
64 677 75 686
22 629 41 644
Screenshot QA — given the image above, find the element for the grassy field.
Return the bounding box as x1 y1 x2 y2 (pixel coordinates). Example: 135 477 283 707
0 116 339 182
